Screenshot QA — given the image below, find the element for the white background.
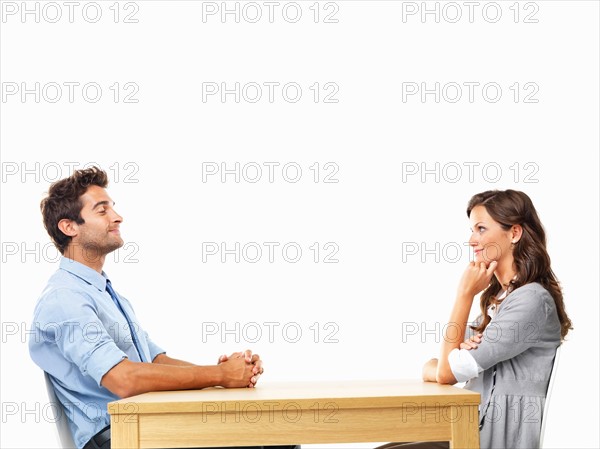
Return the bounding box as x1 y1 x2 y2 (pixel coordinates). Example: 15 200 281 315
1 1 598 448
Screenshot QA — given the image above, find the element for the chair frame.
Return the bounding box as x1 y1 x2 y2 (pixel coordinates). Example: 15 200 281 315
539 344 562 449
44 372 77 449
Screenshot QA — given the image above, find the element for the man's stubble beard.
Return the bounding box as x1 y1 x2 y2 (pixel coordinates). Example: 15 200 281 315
79 237 124 264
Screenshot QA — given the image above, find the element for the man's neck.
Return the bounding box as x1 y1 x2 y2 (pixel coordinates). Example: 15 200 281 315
63 246 106 274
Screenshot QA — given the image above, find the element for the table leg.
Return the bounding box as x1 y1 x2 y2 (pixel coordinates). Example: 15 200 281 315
449 404 479 449
110 414 139 449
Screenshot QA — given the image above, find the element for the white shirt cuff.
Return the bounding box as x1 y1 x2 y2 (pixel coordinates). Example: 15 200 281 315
448 348 483 382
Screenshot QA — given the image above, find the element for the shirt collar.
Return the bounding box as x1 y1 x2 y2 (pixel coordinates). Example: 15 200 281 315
59 256 108 292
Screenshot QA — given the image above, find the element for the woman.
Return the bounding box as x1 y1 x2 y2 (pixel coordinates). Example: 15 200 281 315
381 189 572 449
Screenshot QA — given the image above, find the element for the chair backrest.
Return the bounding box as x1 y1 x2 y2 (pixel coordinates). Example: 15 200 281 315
44 372 77 449
539 344 562 449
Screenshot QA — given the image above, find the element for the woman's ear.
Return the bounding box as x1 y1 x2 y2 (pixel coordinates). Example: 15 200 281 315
511 224 523 244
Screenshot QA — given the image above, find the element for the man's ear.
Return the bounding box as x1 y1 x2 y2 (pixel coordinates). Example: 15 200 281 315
58 219 79 238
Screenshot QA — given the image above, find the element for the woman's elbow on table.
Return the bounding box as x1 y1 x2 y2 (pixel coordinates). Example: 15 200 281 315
435 365 458 385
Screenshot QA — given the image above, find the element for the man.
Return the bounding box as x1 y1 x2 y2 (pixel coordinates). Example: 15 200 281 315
29 166 298 449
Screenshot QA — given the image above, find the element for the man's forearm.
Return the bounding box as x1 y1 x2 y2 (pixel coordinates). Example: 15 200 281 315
102 359 222 398
153 353 196 366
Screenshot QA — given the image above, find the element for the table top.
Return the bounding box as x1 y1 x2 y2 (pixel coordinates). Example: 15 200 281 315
109 379 480 415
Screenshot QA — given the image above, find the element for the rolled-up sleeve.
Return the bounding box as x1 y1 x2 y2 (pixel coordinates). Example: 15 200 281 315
448 348 483 382
144 331 166 361
34 289 127 386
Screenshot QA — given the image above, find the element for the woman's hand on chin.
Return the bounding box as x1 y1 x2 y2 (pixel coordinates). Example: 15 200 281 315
457 260 498 298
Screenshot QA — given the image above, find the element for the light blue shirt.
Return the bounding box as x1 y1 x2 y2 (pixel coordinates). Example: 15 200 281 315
29 257 166 449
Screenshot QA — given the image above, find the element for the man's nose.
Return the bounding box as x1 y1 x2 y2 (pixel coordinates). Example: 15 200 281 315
111 210 123 223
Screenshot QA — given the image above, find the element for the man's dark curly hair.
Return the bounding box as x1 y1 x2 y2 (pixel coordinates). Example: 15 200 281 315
40 166 109 254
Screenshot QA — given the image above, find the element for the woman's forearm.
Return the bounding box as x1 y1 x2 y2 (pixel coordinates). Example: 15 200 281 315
432 261 496 384
436 293 473 384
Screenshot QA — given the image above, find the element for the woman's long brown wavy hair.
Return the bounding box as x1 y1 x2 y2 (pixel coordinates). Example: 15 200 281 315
468 190 572 340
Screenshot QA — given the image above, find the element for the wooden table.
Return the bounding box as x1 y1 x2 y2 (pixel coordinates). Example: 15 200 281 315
108 380 480 449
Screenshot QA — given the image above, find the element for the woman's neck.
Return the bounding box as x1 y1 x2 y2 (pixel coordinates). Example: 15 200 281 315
494 257 517 289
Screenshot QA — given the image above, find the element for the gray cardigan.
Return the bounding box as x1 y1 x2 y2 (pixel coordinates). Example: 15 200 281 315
464 282 561 449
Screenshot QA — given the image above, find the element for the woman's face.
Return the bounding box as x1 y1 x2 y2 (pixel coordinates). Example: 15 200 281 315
468 205 515 266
